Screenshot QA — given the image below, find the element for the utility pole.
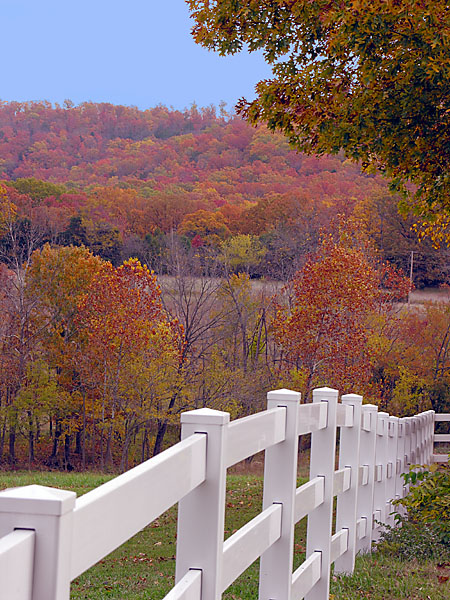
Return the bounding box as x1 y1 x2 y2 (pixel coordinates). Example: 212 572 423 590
408 250 414 307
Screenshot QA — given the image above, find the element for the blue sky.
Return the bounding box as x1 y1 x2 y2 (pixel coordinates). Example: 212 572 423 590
1 0 272 112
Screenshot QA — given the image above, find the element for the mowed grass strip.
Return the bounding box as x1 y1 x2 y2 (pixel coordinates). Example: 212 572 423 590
1 471 449 599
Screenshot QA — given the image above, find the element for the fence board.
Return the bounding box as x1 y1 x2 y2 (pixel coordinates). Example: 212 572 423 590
163 569 201 600
373 509 382 530
359 465 369 486
298 402 328 435
291 552 322 600
330 529 349 564
222 503 282 592
71 433 207 580
375 464 383 482
294 477 325 524
433 454 449 463
225 407 286 467
333 467 351 497
336 404 354 427
356 517 367 540
0 529 35 600
361 412 371 432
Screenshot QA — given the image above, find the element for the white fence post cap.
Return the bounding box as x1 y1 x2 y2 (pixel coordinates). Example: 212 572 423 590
181 408 230 425
267 388 301 402
0 485 76 516
341 394 363 405
314 387 338 395
362 404 379 411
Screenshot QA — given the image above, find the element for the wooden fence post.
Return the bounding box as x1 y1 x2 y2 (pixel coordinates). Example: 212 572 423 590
334 393 362 575
259 388 301 600
305 387 338 600
175 408 229 600
0 484 76 600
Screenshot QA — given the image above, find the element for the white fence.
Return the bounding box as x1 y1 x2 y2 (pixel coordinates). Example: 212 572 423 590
0 387 445 600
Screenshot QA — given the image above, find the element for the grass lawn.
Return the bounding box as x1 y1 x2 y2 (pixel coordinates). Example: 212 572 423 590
1 471 449 599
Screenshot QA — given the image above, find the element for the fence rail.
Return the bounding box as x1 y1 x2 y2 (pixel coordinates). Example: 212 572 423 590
0 387 445 600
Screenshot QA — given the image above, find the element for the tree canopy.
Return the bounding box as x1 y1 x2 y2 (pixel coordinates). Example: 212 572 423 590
187 0 450 232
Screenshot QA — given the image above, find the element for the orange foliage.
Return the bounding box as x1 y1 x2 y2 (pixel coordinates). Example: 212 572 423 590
274 239 381 397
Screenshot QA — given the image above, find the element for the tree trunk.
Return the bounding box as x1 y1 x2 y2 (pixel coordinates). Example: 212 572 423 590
119 432 132 473
105 423 114 468
64 434 72 470
47 419 62 467
82 391 86 470
141 426 150 462
152 420 168 456
27 410 34 466
0 417 7 464
8 424 16 465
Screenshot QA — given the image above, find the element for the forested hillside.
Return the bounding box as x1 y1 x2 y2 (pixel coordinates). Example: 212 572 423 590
1 101 450 471
1 100 448 284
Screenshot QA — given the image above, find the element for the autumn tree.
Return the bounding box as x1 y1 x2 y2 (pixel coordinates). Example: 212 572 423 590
62 215 123 265
15 359 61 466
7 178 66 203
188 1 450 228
220 234 266 274
25 244 105 468
179 209 231 247
0 264 18 463
273 236 409 398
0 184 49 463
369 295 450 415
76 259 184 468
144 189 199 233
0 185 17 235
159 237 225 369
164 270 276 421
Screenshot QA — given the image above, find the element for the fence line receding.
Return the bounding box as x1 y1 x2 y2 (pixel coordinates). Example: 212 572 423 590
0 387 445 600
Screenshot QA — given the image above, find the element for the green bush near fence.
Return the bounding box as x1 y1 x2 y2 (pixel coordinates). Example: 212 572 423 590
377 460 450 561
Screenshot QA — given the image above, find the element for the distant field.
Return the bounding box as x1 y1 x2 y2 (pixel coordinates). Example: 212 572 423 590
410 287 450 304
161 276 450 304
1 471 449 599
158 275 284 295
160 275 449 303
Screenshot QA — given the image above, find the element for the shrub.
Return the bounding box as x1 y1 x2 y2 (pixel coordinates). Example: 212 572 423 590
377 460 450 561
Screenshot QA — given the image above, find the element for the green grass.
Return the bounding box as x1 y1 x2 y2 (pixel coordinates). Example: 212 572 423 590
1 471 449 599
332 555 450 600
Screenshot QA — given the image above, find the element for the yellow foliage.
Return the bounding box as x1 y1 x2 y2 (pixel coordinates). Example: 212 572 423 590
0 184 17 234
